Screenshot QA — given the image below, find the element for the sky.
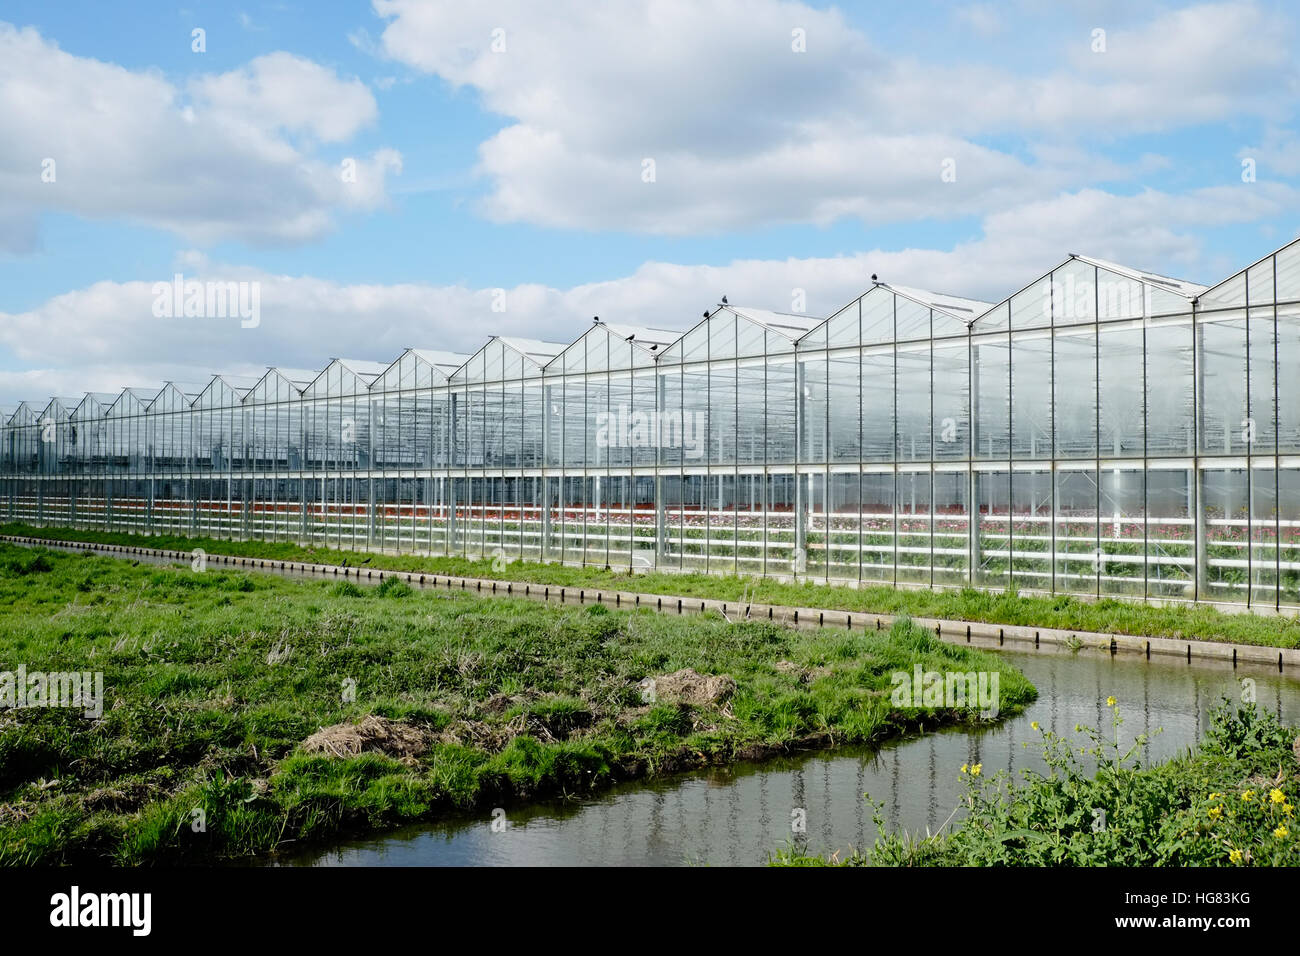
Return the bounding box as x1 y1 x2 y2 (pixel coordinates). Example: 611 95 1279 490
2 0 1299 405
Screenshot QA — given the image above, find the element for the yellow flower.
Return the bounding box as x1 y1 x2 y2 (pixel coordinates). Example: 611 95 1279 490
1274 826 1289 839
1209 792 1222 802
1207 806 1222 820
1030 721 1039 731
1106 696 1116 707
1229 849 1243 864
1270 789 1286 805
1284 804 1294 816
1242 790 1255 802
960 763 968 774
971 763 983 777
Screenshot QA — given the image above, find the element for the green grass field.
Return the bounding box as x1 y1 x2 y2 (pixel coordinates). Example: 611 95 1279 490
0 541 1033 864
5 522 1300 649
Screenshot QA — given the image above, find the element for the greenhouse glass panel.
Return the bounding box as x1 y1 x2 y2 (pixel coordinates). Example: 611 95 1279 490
1279 311 1300 454
1010 331 1051 459
896 468 929 585
1010 467 1051 590
975 468 1010 588
1251 462 1278 608
1099 465 1146 598
1053 326 1097 459
861 346 894 462
1098 323 1145 458
895 342 930 462
1055 465 1099 596
972 334 1010 460
1281 467 1300 605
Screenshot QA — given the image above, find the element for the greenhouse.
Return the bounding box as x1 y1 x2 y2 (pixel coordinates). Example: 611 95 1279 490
4 238 1300 610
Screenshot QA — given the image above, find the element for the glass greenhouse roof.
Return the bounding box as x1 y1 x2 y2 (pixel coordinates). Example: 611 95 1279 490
409 349 474 379
496 337 568 368
15 238 1300 424
880 284 994 324
597 323 684 354
1071 254 1206 298
727 305 823 340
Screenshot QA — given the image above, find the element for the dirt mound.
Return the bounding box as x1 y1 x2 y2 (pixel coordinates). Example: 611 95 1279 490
481 693 515 715
774 660 803 676
437 716 525 751
301 714 431 762
480 690 537 715
639 668 735 706
83 781 158 813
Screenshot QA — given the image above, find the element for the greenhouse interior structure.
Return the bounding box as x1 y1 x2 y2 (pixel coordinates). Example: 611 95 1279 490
4 238 1300 611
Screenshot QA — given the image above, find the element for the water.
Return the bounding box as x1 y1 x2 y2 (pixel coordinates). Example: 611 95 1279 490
282 646 1300 867
18 539 1300 866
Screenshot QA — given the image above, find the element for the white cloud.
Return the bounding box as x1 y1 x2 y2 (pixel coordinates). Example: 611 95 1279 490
4 183 1294 405
0 25 399 252
370 0 1298 234
190 52 378 144
1240 127 1300 178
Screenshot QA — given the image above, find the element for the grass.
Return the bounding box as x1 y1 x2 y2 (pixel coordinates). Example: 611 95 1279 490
773 700 1300 867
6 522 1300 649
0 541 1033 865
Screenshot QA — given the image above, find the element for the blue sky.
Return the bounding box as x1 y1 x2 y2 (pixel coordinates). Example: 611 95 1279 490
2 0 1298 402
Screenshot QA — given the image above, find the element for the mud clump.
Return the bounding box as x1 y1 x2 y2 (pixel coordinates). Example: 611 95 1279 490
639 668 735 706
481 693 515 715
774 660 815 683
82 782 157 813
480 691 538 716
437 716 525 752
301 714 432 764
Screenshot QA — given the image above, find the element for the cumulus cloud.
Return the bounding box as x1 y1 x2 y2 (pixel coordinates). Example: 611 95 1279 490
370 0 1297 234
4 184 1294 405
1239 127 1300 178
0 25 400 252
189 51 378 144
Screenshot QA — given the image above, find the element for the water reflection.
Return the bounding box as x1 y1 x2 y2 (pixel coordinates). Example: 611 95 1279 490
283 645 1300 867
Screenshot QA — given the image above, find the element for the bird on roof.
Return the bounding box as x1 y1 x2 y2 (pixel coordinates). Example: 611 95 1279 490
721 295 728 304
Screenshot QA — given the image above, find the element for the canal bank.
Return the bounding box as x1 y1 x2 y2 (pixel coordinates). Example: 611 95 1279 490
273 643 1300 866
9 533 1299 672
